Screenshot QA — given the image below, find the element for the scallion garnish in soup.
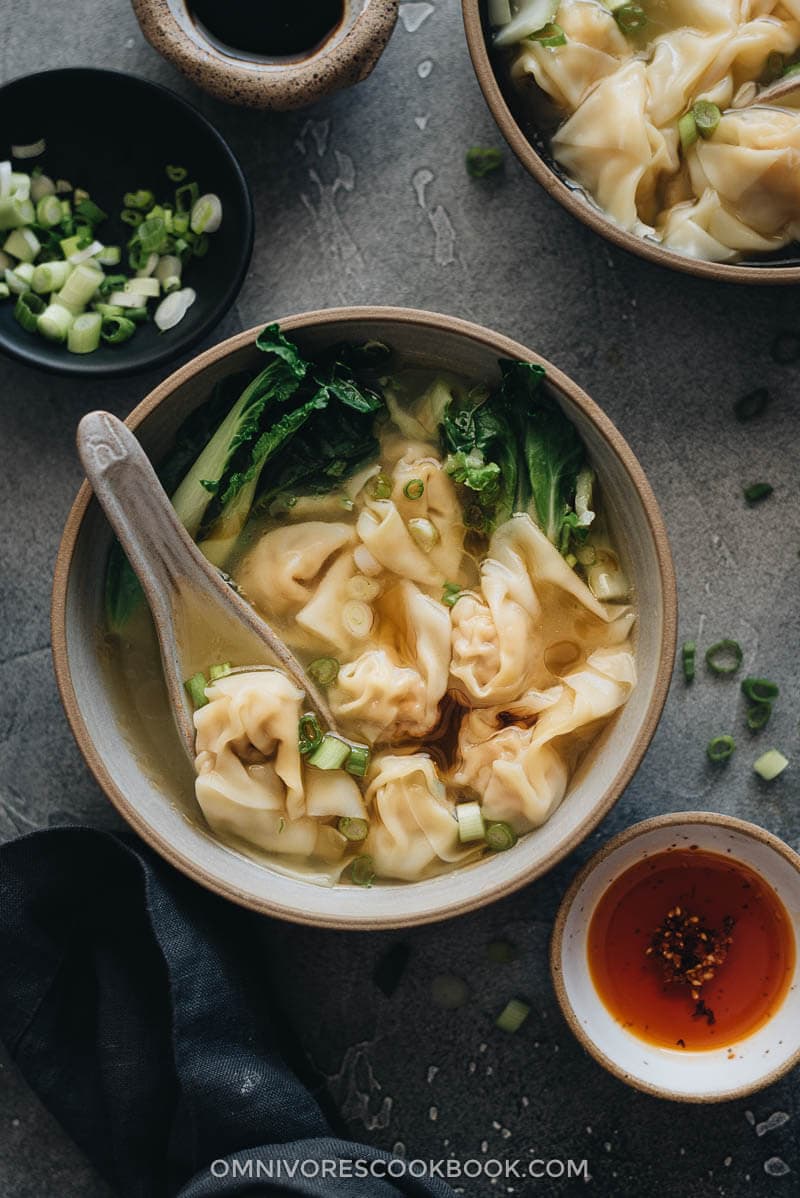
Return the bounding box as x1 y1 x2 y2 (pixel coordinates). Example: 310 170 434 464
493 1 800 263
105 325 637 886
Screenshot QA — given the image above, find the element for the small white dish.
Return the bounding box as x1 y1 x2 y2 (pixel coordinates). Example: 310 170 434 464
551 812 800 1102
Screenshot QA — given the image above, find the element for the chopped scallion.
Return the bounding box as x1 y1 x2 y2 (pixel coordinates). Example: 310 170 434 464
707 735 735 763
367 471 392 500
121 209 144 227
744 482 773 505
431 974 469 1009
495 998 530 1033
166 164 188 183
403 478 425 500
338 817 369 842
485 822 518 852
100 315 136 344
123 189 155 211
456 800 486 843
527 21 566 46
442 581 462 607
734 387 770 422
754 749 788 780
705 639 743 675
693 99 721 139
741 677 779 703
345 744 371 777
466 146 504 178
185 671 208 709
208 662 232 680
682 640 696 683
486 940 517 964
298 712 323 755
747 703 772 732
614 3 647 34
307 656 340 687
350 854 376 887
13 290 45 332
307 733 351 771
67 312 102 355
37 301 73 342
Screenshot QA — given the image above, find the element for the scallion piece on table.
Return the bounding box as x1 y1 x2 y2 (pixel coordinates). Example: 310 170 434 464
741 677 779 703
486 940 517 964
100 315 136 344
707 735 735 763
734 387 770 422
208 662 232 680
693 99 721 138
682 640 696 682
345 744 371 777
744 482 773 505
431 974 469 1009
747 703 772 731
485 822 518 852
771 330 800 365
67 312 102 355
403 478 425 500
184 671 208 709
495 998 531 1033
337 817 369 842
614 3 647 34
466 146 504 178
307 656 340 687
456 801 486 843
166 164 188 183
307 733 351 771
13 290 45 332
37 302 73 342
298 712 323 755
754 749 788 780
350 854 376 887
705 639 743 675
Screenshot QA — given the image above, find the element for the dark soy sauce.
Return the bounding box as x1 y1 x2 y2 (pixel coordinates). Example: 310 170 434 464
189 0 344 57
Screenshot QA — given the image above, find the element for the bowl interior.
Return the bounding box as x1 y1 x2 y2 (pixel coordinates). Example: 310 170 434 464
557 818 800 1101
464 1 800 283
0 68 253 377
57 310 675 928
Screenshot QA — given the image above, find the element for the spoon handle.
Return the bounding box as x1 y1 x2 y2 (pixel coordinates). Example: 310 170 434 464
77 411 336 758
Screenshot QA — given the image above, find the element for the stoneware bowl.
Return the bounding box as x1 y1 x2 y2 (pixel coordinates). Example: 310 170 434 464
552 813 800 1101
461 1 800 285
131 0 399 110
52 306 677 929
0 68 253 378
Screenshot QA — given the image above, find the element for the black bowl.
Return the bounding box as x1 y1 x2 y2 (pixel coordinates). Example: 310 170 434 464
0 68 254 377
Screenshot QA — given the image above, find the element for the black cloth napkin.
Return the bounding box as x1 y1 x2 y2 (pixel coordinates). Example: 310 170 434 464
0 827 454 1198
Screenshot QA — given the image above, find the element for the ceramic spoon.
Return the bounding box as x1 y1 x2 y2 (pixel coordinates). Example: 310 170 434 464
77 410 336 762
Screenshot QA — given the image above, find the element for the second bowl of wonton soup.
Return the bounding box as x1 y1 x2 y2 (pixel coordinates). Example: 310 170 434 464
463 0 800 284
53 307 677 928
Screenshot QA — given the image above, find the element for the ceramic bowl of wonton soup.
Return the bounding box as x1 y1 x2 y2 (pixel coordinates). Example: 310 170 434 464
463 1 800 284
52 306 677 928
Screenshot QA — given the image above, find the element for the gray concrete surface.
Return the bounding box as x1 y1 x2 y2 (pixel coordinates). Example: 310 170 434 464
1 1 799 1195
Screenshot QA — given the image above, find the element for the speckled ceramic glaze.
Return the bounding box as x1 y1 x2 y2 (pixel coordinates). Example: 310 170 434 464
131 0 399 109
552 814 800 1102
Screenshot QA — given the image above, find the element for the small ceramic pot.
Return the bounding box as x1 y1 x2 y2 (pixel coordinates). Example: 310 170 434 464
131 0 399 110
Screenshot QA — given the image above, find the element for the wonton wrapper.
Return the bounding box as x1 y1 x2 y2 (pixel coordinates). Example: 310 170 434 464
364 753 480 881
331 579 451 743
450 645 636 833
449 515 633 707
